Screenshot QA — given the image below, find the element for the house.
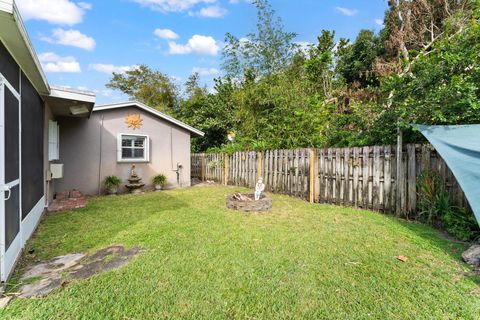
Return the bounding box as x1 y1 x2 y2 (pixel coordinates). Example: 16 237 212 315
0 1 203 283
56 101 204 195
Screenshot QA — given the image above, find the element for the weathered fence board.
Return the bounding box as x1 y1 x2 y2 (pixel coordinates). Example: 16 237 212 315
191 144 469 216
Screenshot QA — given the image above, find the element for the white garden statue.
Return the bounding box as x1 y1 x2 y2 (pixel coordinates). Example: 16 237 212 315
255 177 265 201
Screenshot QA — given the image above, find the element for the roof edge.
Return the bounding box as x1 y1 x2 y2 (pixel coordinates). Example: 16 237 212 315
11 2 49 95
93 101 205 137
50 86 96 102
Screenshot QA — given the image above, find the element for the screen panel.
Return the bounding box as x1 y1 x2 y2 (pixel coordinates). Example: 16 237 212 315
5 185 20 250
4 87 19 183
0 41 20 92
21 73 44 219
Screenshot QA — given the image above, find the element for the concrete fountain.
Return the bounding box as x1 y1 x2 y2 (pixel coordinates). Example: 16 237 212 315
125 165 145 194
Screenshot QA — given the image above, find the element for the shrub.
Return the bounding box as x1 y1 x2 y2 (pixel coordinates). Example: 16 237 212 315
152 174 167 186
104 175 122 189
417 170 480 241
416 170 450 224
442 208 480 242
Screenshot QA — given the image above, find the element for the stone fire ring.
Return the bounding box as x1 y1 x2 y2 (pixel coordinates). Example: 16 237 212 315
226 193 272 212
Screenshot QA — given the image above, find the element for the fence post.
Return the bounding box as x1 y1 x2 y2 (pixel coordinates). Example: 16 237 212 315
396 129 404 217
224 153 229 186
257 152 263 179
201 154 205 181
309 148 318 203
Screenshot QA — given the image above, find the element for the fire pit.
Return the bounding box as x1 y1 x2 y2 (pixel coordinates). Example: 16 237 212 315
226 193 272 212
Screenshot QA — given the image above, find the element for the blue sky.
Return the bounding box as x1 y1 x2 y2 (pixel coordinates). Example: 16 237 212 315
18 0 388 104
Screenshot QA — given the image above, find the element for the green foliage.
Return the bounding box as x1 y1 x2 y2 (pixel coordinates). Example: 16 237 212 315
416 170 452 224
106 65 178 113
303 30 336 97
222 0 298 77
416 170 480 241
104 175 122 189
443 207 480 242
336 30 384 87
176 77 236 152
152 174 167 186
386 17 480 127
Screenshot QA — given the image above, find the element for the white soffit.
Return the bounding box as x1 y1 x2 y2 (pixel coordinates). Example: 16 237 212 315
0 1 13 13
50 86 96 104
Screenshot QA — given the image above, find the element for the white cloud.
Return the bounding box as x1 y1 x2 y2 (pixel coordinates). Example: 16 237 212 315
375 19 384 27
89 63 138 74
77 2 92 10
16 0 91 25
168 35 220 56
38 52 81 73
196 5 227 18
295 41 313 54
153 28 179 40
335 6 358 17
192 67 219 76
41 29 96 51
132 0 216 13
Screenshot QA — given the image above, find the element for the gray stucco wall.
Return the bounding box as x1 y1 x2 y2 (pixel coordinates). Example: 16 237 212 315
56 106 192 195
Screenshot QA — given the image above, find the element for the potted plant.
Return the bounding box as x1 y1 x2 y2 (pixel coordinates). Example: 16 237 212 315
104 175 122 195
152 174 167 191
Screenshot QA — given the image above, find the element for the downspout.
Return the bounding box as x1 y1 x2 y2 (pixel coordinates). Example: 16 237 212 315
97 115 104 195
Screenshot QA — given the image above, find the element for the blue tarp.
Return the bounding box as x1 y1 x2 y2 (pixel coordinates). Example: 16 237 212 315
413 124 480 226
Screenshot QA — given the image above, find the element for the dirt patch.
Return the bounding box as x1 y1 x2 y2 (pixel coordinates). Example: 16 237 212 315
226 193 272 212
11 245 141 300
70 246 140 280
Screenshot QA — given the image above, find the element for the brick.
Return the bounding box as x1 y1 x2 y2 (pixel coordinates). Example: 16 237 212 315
55 191 68 200
70 189 83 198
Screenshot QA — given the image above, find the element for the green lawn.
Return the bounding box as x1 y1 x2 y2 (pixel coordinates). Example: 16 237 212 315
1 186 479 319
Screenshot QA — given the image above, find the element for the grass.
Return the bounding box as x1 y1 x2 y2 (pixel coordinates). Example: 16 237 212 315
1 186 479 319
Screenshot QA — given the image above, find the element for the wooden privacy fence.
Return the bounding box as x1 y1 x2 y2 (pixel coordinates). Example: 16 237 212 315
191 144 468 217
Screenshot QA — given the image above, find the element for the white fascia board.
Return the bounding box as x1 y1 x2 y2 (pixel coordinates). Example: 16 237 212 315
93 101 205 137
50 86 96 104
12 2 49 93
0 1 50 95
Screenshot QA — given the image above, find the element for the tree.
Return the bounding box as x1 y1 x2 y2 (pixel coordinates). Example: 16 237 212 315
336 30 384 87
376 0 473 76
106 65 178 114
177 77 236 152
222 0 298 77
386 11 480 128
304 30 336 97
184 73 208 99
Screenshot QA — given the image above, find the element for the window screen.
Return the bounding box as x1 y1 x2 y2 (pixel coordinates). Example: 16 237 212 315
118 135 149 162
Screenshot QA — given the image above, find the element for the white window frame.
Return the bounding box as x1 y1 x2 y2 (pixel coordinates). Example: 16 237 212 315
48 120 59 161
117 133 150 163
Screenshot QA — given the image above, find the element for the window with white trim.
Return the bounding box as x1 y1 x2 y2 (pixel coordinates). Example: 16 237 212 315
48 120 60 161
117 134 150 162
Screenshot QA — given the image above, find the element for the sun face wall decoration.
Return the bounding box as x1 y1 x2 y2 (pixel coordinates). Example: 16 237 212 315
125 113 143 130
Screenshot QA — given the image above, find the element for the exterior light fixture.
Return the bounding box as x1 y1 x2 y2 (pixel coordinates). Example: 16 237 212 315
69 104 89 115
